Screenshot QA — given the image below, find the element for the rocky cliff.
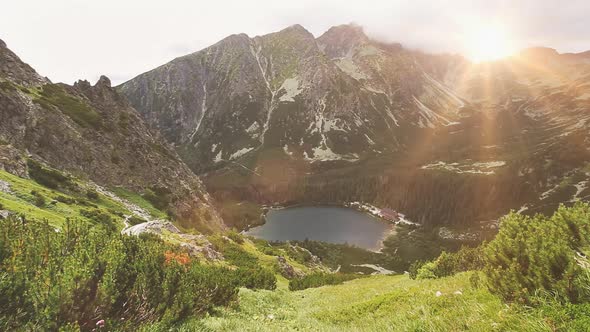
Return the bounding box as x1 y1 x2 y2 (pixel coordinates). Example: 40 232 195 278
0 39 224 232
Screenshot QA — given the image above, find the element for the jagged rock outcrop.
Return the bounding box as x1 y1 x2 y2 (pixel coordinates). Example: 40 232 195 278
0 40 224 232
276 256 303 279
122 220 223 260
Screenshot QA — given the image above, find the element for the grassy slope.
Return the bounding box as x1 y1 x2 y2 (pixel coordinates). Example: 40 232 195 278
195 273 550 332
0 170 161 228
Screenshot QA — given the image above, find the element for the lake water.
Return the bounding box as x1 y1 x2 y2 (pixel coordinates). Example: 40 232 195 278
245 206 393 251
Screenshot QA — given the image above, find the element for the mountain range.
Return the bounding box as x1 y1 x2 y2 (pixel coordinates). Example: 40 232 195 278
118 24 590 229
1 23 589 232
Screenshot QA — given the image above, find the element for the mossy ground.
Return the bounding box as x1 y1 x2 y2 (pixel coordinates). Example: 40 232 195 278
194 273 554 332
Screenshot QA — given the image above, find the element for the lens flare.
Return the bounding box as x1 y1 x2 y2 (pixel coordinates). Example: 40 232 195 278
465 25 515 63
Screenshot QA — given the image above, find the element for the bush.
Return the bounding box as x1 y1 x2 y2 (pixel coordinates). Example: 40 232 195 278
414 246 484 280
30 190 46 207
27 159 75 190
79 209 118 232
213 238 259 269
288 272 363 291
86 189 99 200
484 203 590 304
233 267 277 290
408 260 425 280
0 216 238 330
227 230 244 244
34 84 102 129
127 216 147 226
55 195 75 205
143 186 172 211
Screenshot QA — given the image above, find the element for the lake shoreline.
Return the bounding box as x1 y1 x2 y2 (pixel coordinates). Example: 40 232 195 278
245 205 403 252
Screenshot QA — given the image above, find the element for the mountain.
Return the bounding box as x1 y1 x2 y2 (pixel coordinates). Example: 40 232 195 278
118 24 590 230
0 39 223 232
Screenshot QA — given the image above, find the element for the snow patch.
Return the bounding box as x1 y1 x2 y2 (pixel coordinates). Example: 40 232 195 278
246 121 260 134
571 180 588 202
279 77 303 102
283 145 293 156
336 58 368 80
413 96 452 128
213 150 223 163
230 147 254 160
421 160 506 175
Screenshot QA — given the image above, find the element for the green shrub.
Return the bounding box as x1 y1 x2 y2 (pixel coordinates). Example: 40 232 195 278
127 216 147 226
484 203 590 304
30 190 46 207
288 272 363 291
79 209 117 232
55 195 75 205
416 261 437 279
415 246 484 280
27 159 75 190
143 186 172 211
408 260 425 280
34 84 102 129
233 267 277 290
0 216 238 330
212 238 259 269
227 230 244 244
86 189 99 200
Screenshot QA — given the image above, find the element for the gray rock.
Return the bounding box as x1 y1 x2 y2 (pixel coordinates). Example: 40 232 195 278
276 256 303 279
0 210 10 219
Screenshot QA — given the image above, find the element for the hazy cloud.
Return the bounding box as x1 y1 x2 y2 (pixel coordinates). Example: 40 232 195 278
1 0 588 85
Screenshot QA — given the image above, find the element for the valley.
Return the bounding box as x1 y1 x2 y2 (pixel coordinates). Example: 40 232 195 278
1 16 590 331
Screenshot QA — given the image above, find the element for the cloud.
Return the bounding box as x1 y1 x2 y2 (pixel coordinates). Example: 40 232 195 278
1 0 588 85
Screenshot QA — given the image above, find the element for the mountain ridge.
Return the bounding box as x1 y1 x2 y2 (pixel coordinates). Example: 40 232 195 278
0 39 224 232
116 23 590 230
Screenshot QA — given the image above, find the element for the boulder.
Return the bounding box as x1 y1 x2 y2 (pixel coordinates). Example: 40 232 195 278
277 256 303 279
0 210 10 219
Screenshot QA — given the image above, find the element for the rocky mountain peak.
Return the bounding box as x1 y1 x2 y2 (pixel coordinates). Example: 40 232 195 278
272 24 316 43
95 75 112 88
317 24 371 59
518 47 559 61
323 23 369 41
0 40 49 87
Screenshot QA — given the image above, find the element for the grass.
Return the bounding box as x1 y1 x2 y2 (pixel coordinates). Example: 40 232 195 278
111 187 167 219
33 84 102 129
197 273 553 331
0 170 134 228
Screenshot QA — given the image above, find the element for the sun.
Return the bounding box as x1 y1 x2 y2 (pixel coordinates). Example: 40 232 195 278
465 25 515 63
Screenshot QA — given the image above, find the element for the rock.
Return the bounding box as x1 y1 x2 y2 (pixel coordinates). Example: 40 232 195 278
95 75 111 88
121 220 181 236
0 210 10 219
0 179 11 194
122 220 224 261
0 39 6 49
435 291 442 297
266 314 275 320
276 256 303 279
0 145 28 178
179 242 223 261
0 42 224 233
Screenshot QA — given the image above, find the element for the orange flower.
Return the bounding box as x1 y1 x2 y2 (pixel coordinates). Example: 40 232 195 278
164 250 191 266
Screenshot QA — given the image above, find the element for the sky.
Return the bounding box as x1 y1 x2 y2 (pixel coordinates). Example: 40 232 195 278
1 0 589 85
